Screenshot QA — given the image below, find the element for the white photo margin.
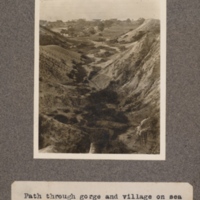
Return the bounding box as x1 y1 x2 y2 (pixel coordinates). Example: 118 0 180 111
34 0 166 160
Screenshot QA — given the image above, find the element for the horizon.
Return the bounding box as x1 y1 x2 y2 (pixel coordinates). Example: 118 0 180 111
40 17 159 22
40 0 160 21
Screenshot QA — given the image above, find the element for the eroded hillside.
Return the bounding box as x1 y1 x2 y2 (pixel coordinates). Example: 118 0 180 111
39 19 160 154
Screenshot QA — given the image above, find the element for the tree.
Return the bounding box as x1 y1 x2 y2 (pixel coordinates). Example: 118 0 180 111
68 26 75 36
88 27 96 35
126 18 131 23
98 22 104 31
60 29 68 34
104 20 114 28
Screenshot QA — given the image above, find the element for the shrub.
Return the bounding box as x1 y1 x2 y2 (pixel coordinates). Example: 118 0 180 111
54 115 68 124
88 89 118 104
102 139 129 153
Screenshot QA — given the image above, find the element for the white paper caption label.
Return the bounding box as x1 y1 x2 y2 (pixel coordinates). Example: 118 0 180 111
12 182 193 200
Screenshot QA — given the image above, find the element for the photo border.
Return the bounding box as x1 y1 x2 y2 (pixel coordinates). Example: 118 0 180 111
34 0 166 160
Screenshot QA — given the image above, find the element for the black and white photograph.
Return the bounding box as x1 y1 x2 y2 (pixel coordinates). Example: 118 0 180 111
34 0 166 159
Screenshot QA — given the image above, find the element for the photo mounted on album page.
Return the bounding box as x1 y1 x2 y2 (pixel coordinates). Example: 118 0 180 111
34 0 166 160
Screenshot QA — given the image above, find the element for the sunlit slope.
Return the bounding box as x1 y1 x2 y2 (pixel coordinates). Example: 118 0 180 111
91 19 160 153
